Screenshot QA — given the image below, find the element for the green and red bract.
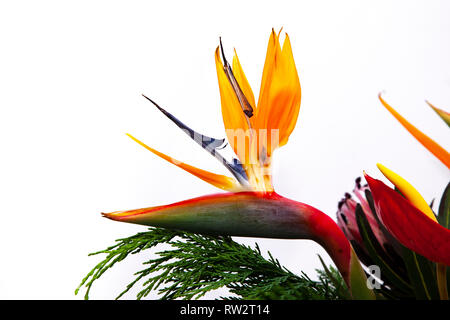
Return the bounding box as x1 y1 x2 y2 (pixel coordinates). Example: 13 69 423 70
365 173 450 266
104 191 372 299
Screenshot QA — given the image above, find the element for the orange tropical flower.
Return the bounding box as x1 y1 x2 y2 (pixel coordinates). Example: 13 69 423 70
364 97 450 299
103 30 374 299
376 94 450 266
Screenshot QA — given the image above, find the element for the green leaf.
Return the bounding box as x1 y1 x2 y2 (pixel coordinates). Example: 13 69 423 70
400 248 440 300
355 204 412 296
317 255 351 300
447 266 450 294
427 101 450 127
77 227 349 300
437 182 450 229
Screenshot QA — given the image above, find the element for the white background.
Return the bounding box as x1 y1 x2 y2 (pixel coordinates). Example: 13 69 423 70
0 0 449 299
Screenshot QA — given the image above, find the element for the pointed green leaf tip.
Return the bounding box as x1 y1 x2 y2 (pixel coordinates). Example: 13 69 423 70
427 101 450 127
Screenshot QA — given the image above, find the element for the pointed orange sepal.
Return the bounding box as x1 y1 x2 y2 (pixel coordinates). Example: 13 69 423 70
378 94 450 169
126 133 241 192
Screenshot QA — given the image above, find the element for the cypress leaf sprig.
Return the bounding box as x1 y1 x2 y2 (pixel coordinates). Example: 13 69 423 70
76 228 347 300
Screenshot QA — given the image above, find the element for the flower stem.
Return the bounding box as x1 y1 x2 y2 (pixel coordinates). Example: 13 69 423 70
437 263 448 300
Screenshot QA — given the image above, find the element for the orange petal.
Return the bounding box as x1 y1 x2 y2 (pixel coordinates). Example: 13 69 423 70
255 32 301 156
126 133 240 191
273 33 302 147
232 49 256 116
379 94 450 169
256 29 279 117
215 47 252 165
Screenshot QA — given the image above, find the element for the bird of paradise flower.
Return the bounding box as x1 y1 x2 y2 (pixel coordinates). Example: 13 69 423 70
102 30 375 299
358 95 450 300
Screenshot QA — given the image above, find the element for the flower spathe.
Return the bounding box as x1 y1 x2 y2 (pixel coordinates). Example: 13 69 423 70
364 167 450 266
103 31 374 299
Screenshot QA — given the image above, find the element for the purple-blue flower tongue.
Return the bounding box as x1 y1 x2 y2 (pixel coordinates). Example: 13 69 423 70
141 94 248 185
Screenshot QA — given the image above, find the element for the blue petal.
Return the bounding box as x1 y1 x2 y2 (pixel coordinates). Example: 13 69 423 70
142 94 248 185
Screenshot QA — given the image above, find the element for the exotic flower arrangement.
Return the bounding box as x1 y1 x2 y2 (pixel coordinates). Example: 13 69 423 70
338 96 450 300
78 30 449 300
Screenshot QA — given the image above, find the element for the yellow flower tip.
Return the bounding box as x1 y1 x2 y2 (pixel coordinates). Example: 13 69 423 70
102 210 130 219
102 205 164 220
376 163 437 222
126 132 145 147
101 211 120 219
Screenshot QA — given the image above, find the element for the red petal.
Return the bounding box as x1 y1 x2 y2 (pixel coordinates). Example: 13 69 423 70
365 173 450 266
